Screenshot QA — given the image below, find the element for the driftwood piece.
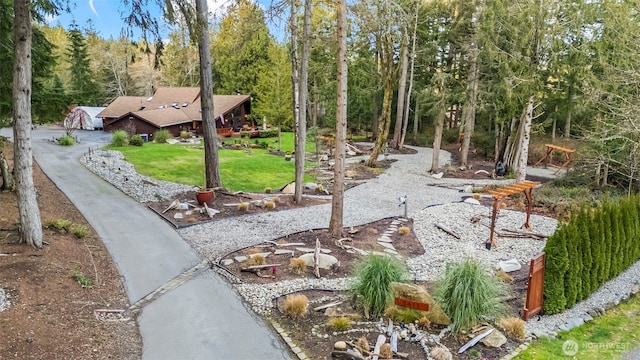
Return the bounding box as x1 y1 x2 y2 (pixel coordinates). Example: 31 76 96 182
390 330 398 352
371 334 386 360
345 142 363 154
203 203 220 218
458 328 494 354
243 263 281 270
313 300 344 312
162 199 179 214
314 238 321 278
394 352 409 359
435 223 461 239
331 351 365 360
500 228 548 239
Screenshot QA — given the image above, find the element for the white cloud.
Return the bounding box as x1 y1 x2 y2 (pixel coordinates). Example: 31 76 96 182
88 0 99 17
207 0 231 19
45 14 59 23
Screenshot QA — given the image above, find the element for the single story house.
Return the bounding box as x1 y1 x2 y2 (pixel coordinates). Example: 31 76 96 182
97 87 251 139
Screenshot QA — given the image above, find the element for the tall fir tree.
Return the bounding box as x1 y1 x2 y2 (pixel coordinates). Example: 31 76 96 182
66 24 100 105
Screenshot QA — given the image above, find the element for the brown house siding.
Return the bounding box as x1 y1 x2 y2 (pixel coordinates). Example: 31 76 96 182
105 116 204 138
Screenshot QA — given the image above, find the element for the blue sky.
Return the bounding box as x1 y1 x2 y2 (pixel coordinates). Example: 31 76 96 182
47 0 287 41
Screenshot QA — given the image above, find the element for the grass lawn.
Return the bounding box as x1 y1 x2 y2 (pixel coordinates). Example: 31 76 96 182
107 133 317 192
515 295 640 359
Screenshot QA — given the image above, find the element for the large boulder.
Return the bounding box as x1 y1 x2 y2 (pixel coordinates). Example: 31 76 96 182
299 253 339 270
389 282 451 325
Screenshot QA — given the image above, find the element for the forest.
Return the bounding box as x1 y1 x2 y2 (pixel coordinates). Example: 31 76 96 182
2 0 640 190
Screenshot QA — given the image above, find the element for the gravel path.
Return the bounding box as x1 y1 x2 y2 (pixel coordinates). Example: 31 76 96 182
82 144 640 343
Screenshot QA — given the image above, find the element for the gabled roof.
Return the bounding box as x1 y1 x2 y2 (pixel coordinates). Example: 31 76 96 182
103 88 251 129
97 96 147 118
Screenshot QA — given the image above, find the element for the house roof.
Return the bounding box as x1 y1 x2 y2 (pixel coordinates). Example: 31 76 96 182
100 88 251 128
97 97 147 118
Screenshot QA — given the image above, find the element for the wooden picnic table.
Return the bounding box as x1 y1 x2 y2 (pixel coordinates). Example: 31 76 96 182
485 180 540 249
534 143 575 175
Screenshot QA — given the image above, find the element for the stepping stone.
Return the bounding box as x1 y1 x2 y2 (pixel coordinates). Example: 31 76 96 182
389 225 398 229
398 218 408 222
234 256 248 262
346 250 356 254
384 249 399 255
320 248 332 254
274 249 295 256
383 231 395 236
391 220 401 226
378 236 393 243
173 213 183 219
221 259 234 266
296 247 315 253
371 251 388 256
249 252 271 258
378 242 396 250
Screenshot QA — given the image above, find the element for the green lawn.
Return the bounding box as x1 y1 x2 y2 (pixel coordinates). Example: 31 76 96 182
515 295 640 359
107 133 317 192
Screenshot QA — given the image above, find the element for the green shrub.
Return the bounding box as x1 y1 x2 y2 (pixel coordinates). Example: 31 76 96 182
434 258 506 334
44 218 72 232
71 224 89 239
111 130 128 146
352 255 408 319
58 135 75 146
129 134 144 146
442 128 460 144
258 129 279 138
71 268 94 289
154 129 170 143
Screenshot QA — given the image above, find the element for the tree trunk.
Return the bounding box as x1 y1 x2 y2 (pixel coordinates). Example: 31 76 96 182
460 37 480 168
365 36 394 168
13 0 42 248
564 86 573 138
195 0 222 189
329 0 347 238
0 149 14 191
312 77 318 127
294 0 310 204
412 98 419 142
431 105 445 174
391 30 408 149
515 97 534 183
371 35 380 140
400 11 418 150
551 104 557 141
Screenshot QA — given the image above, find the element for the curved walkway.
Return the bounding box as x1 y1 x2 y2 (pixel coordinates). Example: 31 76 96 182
1 127 290 360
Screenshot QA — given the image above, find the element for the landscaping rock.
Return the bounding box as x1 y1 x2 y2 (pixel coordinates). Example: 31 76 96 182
481 328 507 348
281 182 295 194
496 259 522 273
299 253 339 270
631 284 639 295
431 172 444 179
274 249 294 256
334 341 347 351
234 256 248 262
221 259 234 266
305 182 318 190
389 282 451 325
378 236 393 243
582 313 594 322
463 197 481 205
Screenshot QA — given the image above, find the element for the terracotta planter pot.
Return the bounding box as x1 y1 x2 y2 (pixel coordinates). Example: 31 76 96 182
196 189 214 205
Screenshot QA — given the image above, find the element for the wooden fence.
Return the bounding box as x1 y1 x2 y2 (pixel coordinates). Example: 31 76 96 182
523 252 546 321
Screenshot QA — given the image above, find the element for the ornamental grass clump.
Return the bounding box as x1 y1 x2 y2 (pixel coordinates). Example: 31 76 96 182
238 202 250 212
499 317 526 340
153 129 170 143
327 317 351 332
398 226 410 235
289 258 307 275
434 258 507 334
352 255 408 318
283 294 308 318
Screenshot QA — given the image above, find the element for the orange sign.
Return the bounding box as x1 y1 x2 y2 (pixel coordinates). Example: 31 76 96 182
394 298 429 311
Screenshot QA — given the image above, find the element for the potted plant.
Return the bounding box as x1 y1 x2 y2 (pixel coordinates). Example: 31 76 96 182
195 163 214 205
284 151 292 161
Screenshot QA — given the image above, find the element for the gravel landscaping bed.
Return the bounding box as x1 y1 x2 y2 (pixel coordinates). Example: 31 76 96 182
80 146 640 342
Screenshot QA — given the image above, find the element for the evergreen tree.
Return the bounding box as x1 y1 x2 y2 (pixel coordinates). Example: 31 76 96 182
578 207 592 299
564 216 580 307
590 209 602 290
610 205 623 277
66 24 100 105
601 203 613 283
543 224 569 314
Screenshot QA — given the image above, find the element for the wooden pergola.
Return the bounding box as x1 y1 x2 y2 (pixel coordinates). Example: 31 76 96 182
485 180 540 249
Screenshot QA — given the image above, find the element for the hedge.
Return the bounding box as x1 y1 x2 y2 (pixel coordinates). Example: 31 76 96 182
543 194 640 314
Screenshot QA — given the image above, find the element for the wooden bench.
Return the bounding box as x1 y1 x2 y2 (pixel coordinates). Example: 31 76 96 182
485 180 540 249
534 144 575 175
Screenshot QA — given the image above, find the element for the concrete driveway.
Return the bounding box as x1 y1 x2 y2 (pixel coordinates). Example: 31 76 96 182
1 127 291 360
